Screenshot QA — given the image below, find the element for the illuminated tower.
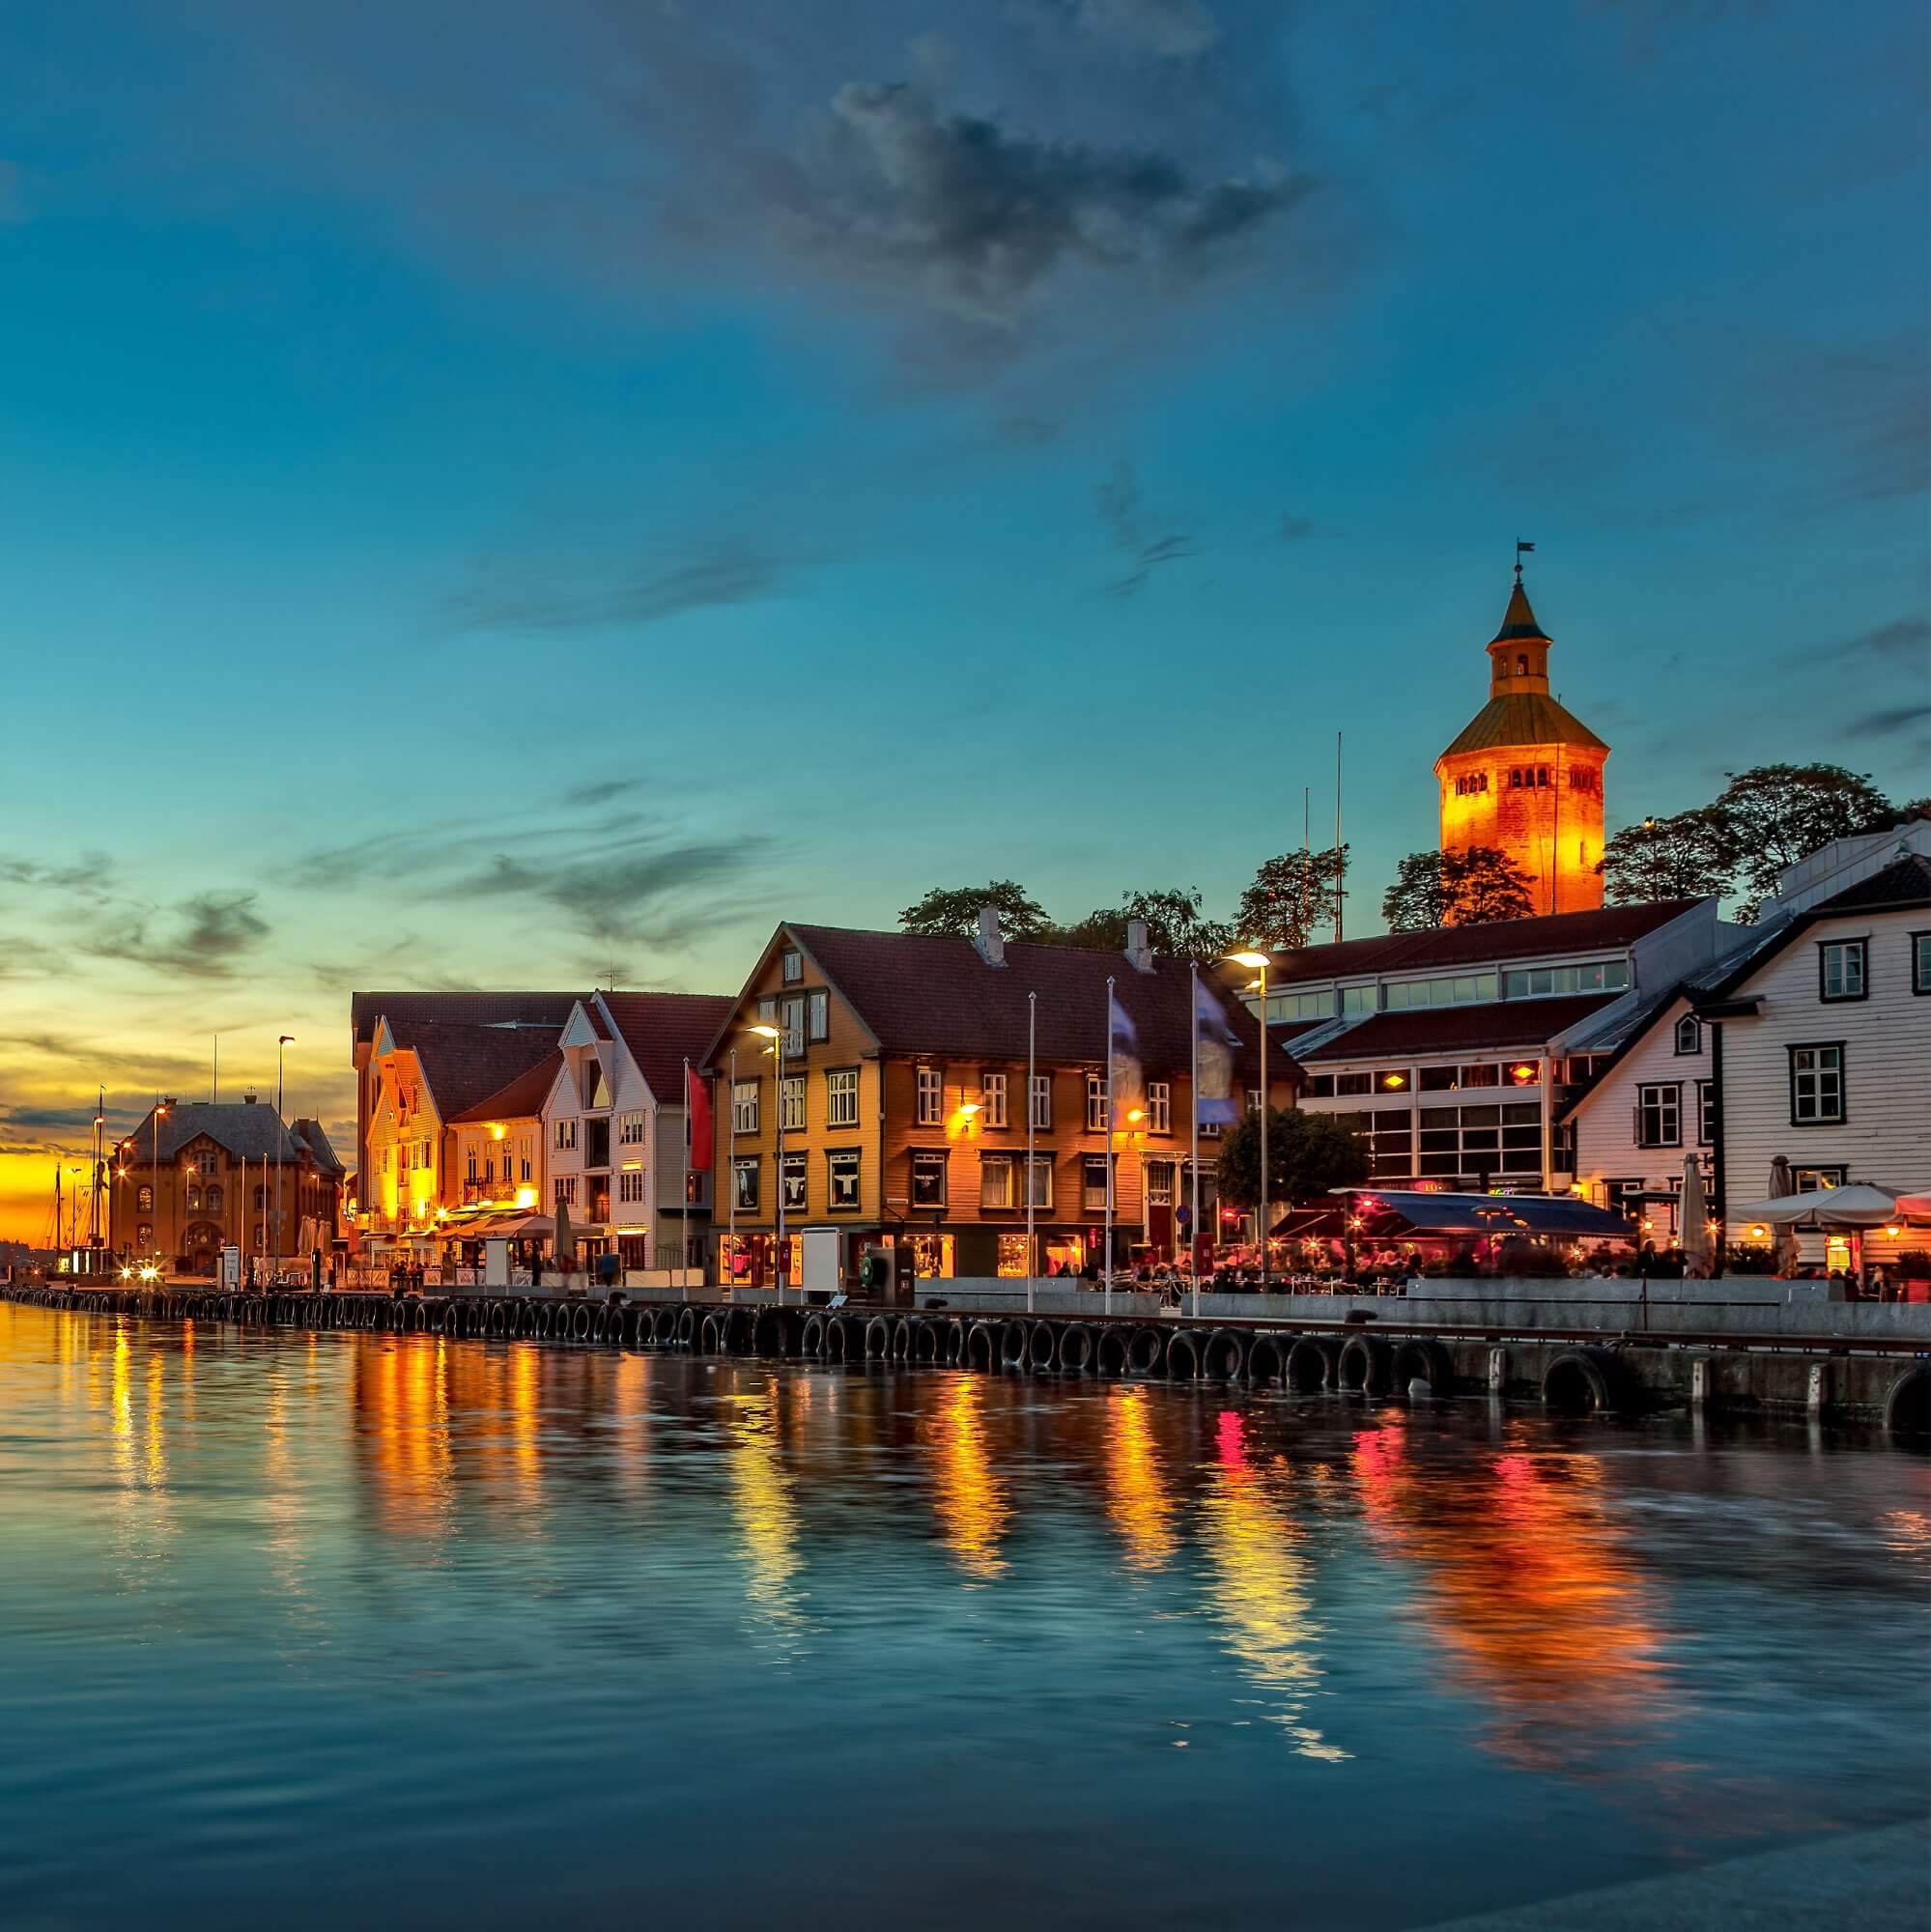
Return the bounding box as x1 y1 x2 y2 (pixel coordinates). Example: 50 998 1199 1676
1434 570 1607 917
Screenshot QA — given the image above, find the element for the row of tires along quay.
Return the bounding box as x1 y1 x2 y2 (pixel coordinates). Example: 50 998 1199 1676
7 1284 1927 1440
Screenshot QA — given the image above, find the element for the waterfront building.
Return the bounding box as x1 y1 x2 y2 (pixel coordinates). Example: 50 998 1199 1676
1252 899 1734 1195
110 1096 343 1273
1564 823 1931 1264
699 913 1273 1287
540 990 735 1271
1435 569 1608 916
441 1051 558 1249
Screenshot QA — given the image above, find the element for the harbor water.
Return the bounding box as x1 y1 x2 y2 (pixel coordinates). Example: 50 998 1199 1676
0 1300 1925 1927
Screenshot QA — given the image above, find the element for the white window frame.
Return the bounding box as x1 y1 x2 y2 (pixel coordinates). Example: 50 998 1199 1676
1790 1044 1844 1125
554 1118 578 1151
826 1068 859 1130
981 1072 1008 1129
1820 940 1866 1002
554 1176 579 1208
731 1080 760 1134
1029 1073 1052 1129
731 1157 759 1210
1635 1082 1681 1149
781 948 803 983
1024 1155 1054 1209
1086 1076 1107 1132
1147 1082 1171 1134
617 1169 645 1204
979 1153 1015 1210
910 1151 948 1208
1081 1153 1112 1212
781 1151 807 1213
916 1066 944 1126
780 1075 806 1134
1697 1079 1717 1146
1673 1015 1701 1056
807 988 831 1042
827 1149 861 1210
780 995 806 1057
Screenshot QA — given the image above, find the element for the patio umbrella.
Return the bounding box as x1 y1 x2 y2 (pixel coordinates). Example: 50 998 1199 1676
553 1194 574 1276
1681 1155 1713 1277
1732 1182 1899 1226
1768 1157 1803 1275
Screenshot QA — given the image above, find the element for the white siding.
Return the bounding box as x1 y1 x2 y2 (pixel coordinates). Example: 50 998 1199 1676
1718 906 1930 1268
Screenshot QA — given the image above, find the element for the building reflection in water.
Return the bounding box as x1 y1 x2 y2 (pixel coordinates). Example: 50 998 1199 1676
923 1374 1009 1582
1198 1410 1348 1761
724 1373 809 1642
1102 1386 1178 1574
1351 1420 1668 1772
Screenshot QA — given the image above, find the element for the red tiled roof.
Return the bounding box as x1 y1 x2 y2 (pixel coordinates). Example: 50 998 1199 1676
447 1051 563 1124
598 992 738 1102
1296 992 1622 1062
392 1021 567 1123
748 924 1263 1075
352 991 581 1047
1261 901 1700 985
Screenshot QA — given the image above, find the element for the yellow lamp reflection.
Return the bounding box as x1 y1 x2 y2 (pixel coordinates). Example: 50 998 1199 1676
725 1378 807 1635
1198 1410 1347 1760
924 1376 1008 1581
1102 1386 1178 1573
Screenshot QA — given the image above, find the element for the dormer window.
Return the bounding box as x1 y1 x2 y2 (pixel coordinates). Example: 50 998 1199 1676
1673 1015 1701 1057
781 948 803 984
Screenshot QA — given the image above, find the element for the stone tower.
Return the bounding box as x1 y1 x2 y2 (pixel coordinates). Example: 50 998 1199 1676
1434 571 1607 917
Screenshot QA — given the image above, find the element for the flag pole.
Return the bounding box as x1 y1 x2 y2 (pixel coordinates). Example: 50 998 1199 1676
726 1048 737 1294
1104 975 1115 1319
1190 961 1201 1321
680 1055 691 1300
1026 990 1036 1316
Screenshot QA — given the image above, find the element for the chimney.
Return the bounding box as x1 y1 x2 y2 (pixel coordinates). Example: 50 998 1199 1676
1124 918 1154 974
974 903 1006 967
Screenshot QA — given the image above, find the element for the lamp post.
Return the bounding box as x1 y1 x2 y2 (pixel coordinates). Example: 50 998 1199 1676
746 1022 785 1302
276 1036 293 1285
152 1098 167 1262
1227 952 1271 1289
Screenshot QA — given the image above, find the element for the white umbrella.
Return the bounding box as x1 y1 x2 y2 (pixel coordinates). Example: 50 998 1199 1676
1767 1157 1803 1276
1731 1182 1899 1227
1681 1155 1713 1277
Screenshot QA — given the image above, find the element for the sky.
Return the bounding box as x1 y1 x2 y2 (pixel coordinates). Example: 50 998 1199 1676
2 0 1926 1240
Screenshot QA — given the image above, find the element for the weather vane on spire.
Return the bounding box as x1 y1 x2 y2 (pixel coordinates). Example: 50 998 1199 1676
1515 537 1535 583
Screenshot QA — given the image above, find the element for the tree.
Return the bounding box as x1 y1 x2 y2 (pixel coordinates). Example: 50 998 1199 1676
1055 887 1233 957
899 880 1054 940
1235 847 1349 952
1599 807 1739 906
1382 847 1537 931
1714 764 1894 919
1213 1107 1371 1209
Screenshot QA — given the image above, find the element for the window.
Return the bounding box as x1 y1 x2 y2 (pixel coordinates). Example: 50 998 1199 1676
1082 1154 1112 1211
1794 1165 1847 1192
731 1080 759 1134
1147 1082 1171 1133
618 1112 646 1145
1246 1088 1263 1114
780 1075 806 1133
823 1067 858 1130
1339 1106 1417 1179
1674 1015 1701 1056
1334 1071 1373 1096
520 1144 532 1182
554 1118 578 1151
917 1066 944 1125
756 996 777 1023
732 1157 759 1210
1384 973 1499 1010
1502 959 1629 999
1025 1155 1055 1208
1266 988 1335 1022
1340 984 1377 1014
1789 1044 1844 1125
1145 1159 1175 1206
136 1223 153 1247
185 1186 201 1211
780 995 805 1056
584 1119 610 1170
808 989 830 1041
827 1150 861 1209
1819 940 1866 1003
466 1150 479 1182
207 1185 222 1211
1030 1074 1052 1129
1568 768 1597 792
617 1170 645 1204
136 1184 154 1210
980 1154 1015 1210
1086 1076 1107 1132
1915 932 1931 996
1635 1083 1681 1149
1697 1079 1717 1147
554 1176 579 1208
254 1185 267 1210
781 1152 807 1213
781 947 803 984
1416 1102 1541 1181
981 1072 1008 1128
1303 1074 1335 1097
911 1151 948 1208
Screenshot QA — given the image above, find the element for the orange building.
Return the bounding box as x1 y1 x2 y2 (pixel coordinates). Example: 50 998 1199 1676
1435 571 1607 917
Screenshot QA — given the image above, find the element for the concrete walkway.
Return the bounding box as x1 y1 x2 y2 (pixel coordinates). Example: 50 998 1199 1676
1421 1821 1928 1930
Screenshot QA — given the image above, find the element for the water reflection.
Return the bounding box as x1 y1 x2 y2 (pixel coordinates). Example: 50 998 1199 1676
724 1374 810 1642
1197 1410 1347 1760
1102 1386 1179 1574
923 1375 1010 1580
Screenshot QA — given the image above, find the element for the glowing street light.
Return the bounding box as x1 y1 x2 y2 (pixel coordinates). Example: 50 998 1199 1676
746 1021 788 1301
1226 951 1272 1286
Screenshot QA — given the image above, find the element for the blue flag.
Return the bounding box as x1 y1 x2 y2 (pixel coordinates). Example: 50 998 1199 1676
1108 990 1144 1130
1194 977 1238 1125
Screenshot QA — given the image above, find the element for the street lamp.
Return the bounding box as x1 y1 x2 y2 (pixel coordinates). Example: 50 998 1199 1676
152 1098 168 1262
1227 952 1271 1288
746 1022 786 1302
276 1035 293 1287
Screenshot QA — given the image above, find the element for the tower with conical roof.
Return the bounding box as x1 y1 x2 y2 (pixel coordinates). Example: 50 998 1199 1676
1434 568 1607 917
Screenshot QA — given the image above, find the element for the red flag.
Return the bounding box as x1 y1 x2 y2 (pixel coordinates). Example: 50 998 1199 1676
686 1064 714 1171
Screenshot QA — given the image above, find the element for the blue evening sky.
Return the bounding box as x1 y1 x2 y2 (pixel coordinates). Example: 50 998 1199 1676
1 0 1925 1230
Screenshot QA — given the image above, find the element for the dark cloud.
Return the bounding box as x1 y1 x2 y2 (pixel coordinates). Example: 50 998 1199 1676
1840 703 1931 740
0 851 118 903
1094 456 1192 595
1828 615 1931 665
447 546 781 633
83 892 270 978
563 778 648 809
1278 513 1341 542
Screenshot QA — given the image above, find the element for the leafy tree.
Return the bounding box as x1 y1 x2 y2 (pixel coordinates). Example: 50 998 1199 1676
1214 1107 1371 1209
1382 847 1537 931
1055 887 1233 957
899 880 1054 940
1599 806 1740 906
1715 764 1894 919
1235 847 1349 951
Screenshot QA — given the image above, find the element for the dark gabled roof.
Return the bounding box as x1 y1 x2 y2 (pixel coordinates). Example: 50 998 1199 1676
390 1020 566 1124
599 992 738 1103
1261 901 1700 986
1438 692 1608 759
290 1118 344 1174
1694 851 1931 1008
124 1100 327 1166
1297 992 1622 1063
712 923 1263 1075
351 991 581 1048
447 1051 563 1125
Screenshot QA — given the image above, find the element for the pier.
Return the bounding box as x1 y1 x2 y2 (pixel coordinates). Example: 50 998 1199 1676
8 1279 1927 1440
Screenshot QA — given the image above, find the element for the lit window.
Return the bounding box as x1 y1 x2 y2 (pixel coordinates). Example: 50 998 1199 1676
981 1072 1008 1128
1819 940 1866 1002
554 1119 578 1151
827 1151 861 1210
1147 1082 1171 1132
554 1176 579 1208
826 1068 859 1130
1789 1045 1844 1125
617 1170 645 1204
917 1066 944 1126
1145 1159 1175 1206
911 1151 948 1208
618 1112 646 1145
781 1152 807 1212
732 1157 759 1210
